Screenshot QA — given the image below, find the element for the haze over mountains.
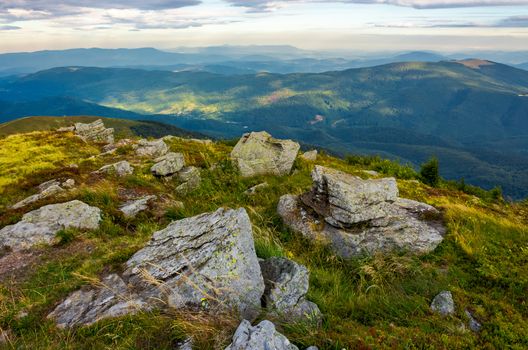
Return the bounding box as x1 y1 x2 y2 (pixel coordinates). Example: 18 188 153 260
1 46 528 198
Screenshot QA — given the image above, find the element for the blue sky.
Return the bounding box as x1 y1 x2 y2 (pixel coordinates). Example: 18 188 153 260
0 0 527 53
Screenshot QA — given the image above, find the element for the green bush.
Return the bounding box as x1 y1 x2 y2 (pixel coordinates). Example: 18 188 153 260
420 157 440 186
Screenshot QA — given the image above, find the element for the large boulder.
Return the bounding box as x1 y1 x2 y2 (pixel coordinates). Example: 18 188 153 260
225 320 299 350
231 132 300 177
97 160 134 177
278 166 444 258
0 200 101 251
135 139 169 158
48 208 265 327
150 152 185 176
74 119 114 144
259 257 320 322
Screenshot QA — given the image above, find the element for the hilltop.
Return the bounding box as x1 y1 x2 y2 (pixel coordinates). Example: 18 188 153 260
0 120 527 349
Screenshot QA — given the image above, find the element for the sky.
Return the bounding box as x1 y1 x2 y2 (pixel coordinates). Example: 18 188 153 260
0 0 527 53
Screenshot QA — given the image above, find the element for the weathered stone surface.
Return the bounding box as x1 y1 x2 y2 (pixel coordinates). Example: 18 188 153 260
175 166 201 194
465 309 482 332
300 150 317 161
74 119 114 144
430 291 455 316
151 152 185 176
245 182 269 195
0 200 101 251
98 161 134 177
48 274 148 329
125 208 264 320
135 139 169 158
260 257 321 322
119 195 157 218
12 184 64 209
225 320 298 350
278 166 444 258
231 132 300 177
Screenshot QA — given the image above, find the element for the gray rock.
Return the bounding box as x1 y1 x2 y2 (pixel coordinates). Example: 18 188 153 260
175 338 193 350
0 200 101 251
175 166 201 194
300 150 317 161
57 126 75 132
47 274 148 329
164 135 213 145
12 184 64 209
62 179 76 189
225 320 298 350
305 347 318 350
97 161 134 177
260 257 321 322
119 195 157 218
231 132 300 177
465 309 482 332
38 179 61 192
244 182 269 195
151 152 185 176
125 208 264 320
135 139 169 158
74 119 114 144
430 291 455 316
278 166 444 258
362 170 379 176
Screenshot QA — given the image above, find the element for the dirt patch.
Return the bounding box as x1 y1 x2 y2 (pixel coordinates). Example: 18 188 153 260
455 59 494 69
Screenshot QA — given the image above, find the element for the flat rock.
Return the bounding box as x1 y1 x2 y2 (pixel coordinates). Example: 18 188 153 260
0 200 101 251
136 139 169 158
151 152 185 176
97 161 134 177
260 257 321 322
300 150 317 161
12 184 64 209
119 195 157 218
231 132 300 177
430 291 455 316
225 320 299 350
74 119 114 144
278 166 444 258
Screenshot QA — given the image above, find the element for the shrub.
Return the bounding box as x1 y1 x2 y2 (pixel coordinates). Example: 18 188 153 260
420 157 440 186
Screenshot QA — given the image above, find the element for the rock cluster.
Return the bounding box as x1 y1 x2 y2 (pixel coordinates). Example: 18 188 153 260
0 200 101 252
231 132 300 177
278 166 445 258
12 178 75 209
74 119 114 144
97 160 134 177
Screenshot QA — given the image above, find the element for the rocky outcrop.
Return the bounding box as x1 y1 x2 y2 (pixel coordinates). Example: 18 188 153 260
175 166 201 194
225 320 299 350
48 208 265 327
151 152 185 176
0 200 101 251
430 291 455 316
300 150 317 161
12 179 76 209
135 139 169 158
74 119 114 144
97 161 134 177
119 195 157 218
260 257 321 322
231 132 300 177
278 166 444 258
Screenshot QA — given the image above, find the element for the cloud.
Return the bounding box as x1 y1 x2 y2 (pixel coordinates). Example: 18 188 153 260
224 0 528 12
0 25 21 30
497 15 528 27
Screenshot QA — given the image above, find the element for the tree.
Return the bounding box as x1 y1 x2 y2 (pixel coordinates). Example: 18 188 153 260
420 157 440 186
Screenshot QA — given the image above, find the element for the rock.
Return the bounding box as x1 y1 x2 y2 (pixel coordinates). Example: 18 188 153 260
231 131 300 177
175 338 193 350
164 135 213 145
49 208 265 327
430 291 455 316
102 138 134 153
245 182 269 195
362 170 379 176
278 166 444 258
74 119 114 144
135 139 169 158
175 166 201 194
300 150 317 161
0 327 11 345
119 195 157 218
125 208 263 320
38 179 61 192
48 274 148 329
260 257 321 322
305 347 318 350
12 184 64 209
0 200 101 251
97 161 134 177
151 152 185 177
62 179 76 189
465 309 482 332
225 320 298 350
57 126 75 132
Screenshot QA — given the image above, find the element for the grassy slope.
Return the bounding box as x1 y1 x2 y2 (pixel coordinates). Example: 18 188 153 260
0 131 527 349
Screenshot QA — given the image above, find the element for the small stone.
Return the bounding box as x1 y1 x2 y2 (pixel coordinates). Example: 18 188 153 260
175 338 193 350
12 184 64 209
151 152 185 176
175 166 201 194
465 309 482 332
97 161 134 177
62 179 75 189
136 139 169 158
244 182 269 195
119 195 157 218
300 150 317 161
430 291 455 316
225 320 298 350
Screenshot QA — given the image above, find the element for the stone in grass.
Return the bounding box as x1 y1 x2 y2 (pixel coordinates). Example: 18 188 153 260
0 200 101 251
151 152 185 177
244 182 269 195
136 139 169 158
119 195 157 218
465 309 482 332
74 119 114 144
225 320 298 350
175 166 201 194
300 150 317 161
97 160 134 177
430 291 455 316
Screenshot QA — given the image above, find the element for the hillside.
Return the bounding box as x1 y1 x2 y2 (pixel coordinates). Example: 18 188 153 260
1 61 528 198
0 123 527 349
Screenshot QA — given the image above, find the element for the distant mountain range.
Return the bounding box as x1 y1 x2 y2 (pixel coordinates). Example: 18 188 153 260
1 58 528 198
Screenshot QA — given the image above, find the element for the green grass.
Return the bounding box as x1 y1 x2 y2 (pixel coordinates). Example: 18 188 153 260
0 131 527 349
